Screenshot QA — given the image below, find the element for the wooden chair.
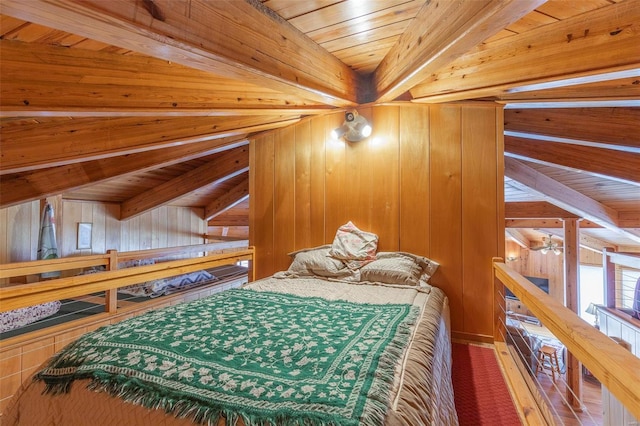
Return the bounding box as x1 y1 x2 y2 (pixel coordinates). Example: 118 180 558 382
535 345 561 382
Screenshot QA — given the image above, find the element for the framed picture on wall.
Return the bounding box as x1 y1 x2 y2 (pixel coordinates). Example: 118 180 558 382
77 222 92 249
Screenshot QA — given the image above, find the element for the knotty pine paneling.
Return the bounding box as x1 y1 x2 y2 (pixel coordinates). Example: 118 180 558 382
274 125 296 272
0 200 206 275
504 242 605 305
369 106 399 250
250 133 275 278
0 201 39 266
309 115 327 245
461 106 500 336
294 120 313 250
429 105 464 334
399 105 431 257
324 113 349 243
250 104 504 340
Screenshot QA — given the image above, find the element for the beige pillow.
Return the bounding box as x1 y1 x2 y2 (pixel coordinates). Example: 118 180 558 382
361 252 440 286
288 246 350 278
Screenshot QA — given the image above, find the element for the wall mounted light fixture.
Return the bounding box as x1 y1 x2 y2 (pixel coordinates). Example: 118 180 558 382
331 110 372 142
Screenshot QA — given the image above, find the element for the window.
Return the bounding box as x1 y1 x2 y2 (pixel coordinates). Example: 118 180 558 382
620 268 640 311
579 265 604 325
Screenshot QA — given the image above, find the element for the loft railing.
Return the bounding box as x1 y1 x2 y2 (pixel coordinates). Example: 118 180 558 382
0 242 254 313
493 257 640 423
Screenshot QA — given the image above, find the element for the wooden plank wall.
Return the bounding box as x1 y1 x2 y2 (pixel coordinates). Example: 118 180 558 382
250 104 504 340
0 200 206 275
505 241 604 305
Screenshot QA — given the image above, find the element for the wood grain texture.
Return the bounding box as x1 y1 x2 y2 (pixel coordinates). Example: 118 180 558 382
462 106 500 336
250 133 275 279
273 125 296 272
0 39 328 115
399 105 431 257
505 136 640 185
0 138 248 209
374 0 543 102
0 115 296 175
563 217 583 408
411 1 640 101
506 201 579 219
294 120 312 250
504 108 640 150
120 146 249 220
429 105 464 333
204 175 249 221
309 115 327 247
369 106 399 251
0 0 362 106
324 114 348 243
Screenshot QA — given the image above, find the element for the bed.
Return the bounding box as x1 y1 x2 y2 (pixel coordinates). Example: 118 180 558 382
0 300 62 333
3 229 457 425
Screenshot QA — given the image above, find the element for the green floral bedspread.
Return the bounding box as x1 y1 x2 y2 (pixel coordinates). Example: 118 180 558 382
37 288 419 426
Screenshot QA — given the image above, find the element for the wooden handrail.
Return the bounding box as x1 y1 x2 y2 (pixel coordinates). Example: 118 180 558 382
0 247 254 312
0 254 111 279
494 260 640 420
117 240 249 262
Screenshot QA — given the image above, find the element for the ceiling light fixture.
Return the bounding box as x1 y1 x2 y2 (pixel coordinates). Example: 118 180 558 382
331 110 372 142
531 234 563 255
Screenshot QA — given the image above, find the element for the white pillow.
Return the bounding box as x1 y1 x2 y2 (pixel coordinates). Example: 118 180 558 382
329 221 378 269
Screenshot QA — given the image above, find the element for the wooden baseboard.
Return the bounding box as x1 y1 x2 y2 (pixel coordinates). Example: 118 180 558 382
452 331 494 344
494 342 548 426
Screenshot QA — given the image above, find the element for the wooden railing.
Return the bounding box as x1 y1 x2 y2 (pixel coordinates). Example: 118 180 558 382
493 258 640 421
0 242 254 313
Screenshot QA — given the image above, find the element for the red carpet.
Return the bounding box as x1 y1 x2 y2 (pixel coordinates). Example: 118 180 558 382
452 342 521 425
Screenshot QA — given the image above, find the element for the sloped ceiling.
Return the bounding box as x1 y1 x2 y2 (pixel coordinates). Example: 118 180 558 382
0 0 638 249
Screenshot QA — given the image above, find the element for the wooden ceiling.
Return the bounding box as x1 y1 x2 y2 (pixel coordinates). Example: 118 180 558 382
0 0 638 251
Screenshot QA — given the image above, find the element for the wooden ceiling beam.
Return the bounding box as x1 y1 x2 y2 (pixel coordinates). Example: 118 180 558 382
373 0 542 103
504 108 640 152
619 211 640 229
505 136 640 185
496 76 640 105
506 219 602 229
578 233 615 254
0 40 333 117
120 146 249 220
506 201 579 219
505 157 640 243
0 138 247 209
208 216 249 227
204 176 249 222
410 1 640 102
0 0 362 107
0 115 298 175
505 229 530 248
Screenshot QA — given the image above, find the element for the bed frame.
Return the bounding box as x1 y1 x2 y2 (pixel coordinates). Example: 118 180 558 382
0 242 254 414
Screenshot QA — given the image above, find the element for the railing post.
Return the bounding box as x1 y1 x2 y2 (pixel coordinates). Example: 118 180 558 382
493 257 506 343
603 247 616 309
104 249 118 313
563 218 583 410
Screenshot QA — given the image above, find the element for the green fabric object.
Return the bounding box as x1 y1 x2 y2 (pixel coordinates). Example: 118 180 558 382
37 289 418 426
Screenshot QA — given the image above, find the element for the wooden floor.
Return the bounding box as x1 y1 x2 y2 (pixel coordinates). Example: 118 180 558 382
536 371 602 425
